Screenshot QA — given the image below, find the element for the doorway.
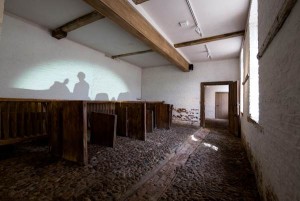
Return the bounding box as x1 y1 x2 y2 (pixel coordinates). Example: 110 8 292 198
215 92 229 119
200 81 240 136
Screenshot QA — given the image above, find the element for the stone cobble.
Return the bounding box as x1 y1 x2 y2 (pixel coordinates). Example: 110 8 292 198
160 129 260 201
0 124 198 201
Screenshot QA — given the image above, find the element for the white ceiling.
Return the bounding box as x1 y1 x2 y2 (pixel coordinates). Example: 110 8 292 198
4 0 249 68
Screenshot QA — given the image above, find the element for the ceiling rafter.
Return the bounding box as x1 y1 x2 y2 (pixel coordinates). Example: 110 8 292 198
111 49 153 59
52 11 105 39
83 0 190 72
132 0 150 5
174 30 245 48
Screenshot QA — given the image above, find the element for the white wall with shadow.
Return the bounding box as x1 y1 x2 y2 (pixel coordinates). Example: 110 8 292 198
0 14 142 101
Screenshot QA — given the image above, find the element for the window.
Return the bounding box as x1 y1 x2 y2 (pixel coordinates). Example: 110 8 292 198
249 0 259 122
240 47 244 114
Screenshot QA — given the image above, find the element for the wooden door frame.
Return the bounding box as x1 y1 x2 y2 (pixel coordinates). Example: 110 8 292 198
200 81 232 129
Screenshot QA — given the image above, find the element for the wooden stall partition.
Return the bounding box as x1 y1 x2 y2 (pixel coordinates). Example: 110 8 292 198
90 112 117 147
156 103 171 129
48 101 64 157
146 110 153 133
125 102 146 141
0 99 48 146
115 102 128 137
62 101 88 165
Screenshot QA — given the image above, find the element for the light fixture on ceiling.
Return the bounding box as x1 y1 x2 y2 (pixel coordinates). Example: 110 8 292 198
205 44 212 60
179 20 189 28
186 0 203 37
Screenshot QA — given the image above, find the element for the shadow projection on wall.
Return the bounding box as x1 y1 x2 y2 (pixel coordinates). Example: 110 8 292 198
6 61 131 101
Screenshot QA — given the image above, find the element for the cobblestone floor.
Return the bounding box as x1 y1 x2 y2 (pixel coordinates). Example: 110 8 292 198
0 124 198 201
160 129 260 201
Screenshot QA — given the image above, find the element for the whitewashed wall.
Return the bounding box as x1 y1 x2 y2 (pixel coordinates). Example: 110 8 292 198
0 14 142 101
241 1 300 200
142 59 239 124
0 0 4 39
205 85 229 119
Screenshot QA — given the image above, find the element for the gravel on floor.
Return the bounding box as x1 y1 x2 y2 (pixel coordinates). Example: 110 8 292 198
160 129 260 201
0 124 198 201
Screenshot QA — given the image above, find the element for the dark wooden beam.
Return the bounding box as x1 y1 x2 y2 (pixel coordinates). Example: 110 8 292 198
174 30 245 48
257 0 297 59
83 0 190 72
52 11 105 39
132 0 150 5
111 49 153 59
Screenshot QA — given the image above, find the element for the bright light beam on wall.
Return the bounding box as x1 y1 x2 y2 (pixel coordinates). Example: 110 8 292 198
11 60 129 100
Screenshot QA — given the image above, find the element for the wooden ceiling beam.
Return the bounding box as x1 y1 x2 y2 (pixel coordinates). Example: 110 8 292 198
174 30 245 48
84 0 190 72
111 49 153 59
132 0 150 5
52 11 105 39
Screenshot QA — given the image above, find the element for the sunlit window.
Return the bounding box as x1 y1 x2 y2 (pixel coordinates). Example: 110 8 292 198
240 47 244 114
249 0 259 122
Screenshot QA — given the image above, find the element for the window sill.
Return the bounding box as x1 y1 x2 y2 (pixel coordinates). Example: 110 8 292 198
247 115 264 133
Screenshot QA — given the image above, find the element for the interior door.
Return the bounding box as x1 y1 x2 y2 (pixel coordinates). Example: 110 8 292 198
229 81 240 136
215 92 229 119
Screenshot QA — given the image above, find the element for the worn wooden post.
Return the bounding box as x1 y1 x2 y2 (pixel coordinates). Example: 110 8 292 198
62 101 88 165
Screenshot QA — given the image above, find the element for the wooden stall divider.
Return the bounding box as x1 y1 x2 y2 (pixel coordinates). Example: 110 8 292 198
125 102 146 141
90 112 117 147
115 102 128 137
48 101 64 157
3 102 10 139
62 101 88 165
156 103 171 129
146 110 153 133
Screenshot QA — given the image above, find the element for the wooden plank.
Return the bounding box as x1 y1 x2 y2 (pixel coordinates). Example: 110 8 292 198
84 0 190 72
62 101 88 165
48 102 64 157
0 134 48 146
90 112 117 147
126 103 146 140
257 0 297 58
115 103 128 137
0 102 2 139
52 11 105 39
200 83 205 127
156 104 171 129
146 110 153 133
10 102 17 138
111 49 153 59
132 0 149 5
174 30 245 48
2 102 10 139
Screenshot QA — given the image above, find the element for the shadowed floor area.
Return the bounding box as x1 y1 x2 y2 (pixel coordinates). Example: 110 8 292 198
160 129 260 201
205 118 229 130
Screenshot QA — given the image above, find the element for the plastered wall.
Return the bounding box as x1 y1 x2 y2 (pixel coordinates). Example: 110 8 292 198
0 0 4 39
142 59 239 125
0 14 142 101
205 85 229 119
241 1 300 200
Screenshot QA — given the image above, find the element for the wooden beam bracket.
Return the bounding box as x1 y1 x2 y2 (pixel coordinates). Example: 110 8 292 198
52 11 105 40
